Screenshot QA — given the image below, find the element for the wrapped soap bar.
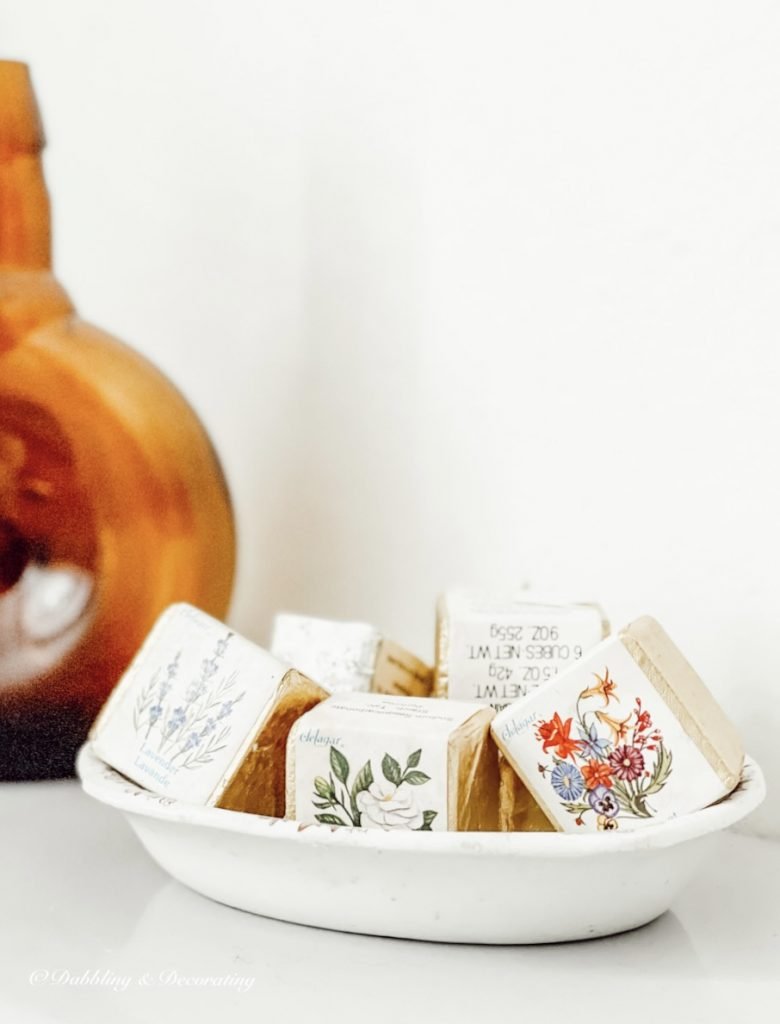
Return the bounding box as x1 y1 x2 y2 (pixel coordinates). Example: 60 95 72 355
435 591 608 708
492 616 744 834
271 613 433 697
286 692 498 831
90 603 327 815
434 591 607 831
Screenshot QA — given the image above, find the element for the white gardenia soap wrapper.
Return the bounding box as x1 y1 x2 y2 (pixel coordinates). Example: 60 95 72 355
435 591 608 709
491 616 744 834
287 692 497 832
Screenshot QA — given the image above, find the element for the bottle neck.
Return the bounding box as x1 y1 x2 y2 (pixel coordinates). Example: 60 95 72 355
0 153 51 270
0 62 51 271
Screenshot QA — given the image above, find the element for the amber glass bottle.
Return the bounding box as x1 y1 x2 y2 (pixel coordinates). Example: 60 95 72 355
0 62 236 778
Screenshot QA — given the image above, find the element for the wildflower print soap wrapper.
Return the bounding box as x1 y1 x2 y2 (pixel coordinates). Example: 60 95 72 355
491 616 744 834
286 692 498 831
434 591 608 709
90 603 327 815
271 613 433 697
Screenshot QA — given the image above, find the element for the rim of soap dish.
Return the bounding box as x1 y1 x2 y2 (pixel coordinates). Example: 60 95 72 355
76 742 765 858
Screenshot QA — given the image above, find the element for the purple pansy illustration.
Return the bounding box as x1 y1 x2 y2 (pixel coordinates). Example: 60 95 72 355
587 784 620 818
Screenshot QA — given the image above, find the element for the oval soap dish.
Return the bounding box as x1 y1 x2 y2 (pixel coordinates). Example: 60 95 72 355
77 742 764 944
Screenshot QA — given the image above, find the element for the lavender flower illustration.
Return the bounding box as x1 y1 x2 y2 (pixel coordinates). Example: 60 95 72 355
133 632 245 769
133 652 181 736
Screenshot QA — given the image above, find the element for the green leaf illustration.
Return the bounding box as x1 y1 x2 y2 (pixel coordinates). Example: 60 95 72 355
643 743 673 797
351 760 374 800
382 753 402 785
406 749 422 769
417 810 437 831
403 770 430 786
315 813 348 827
611 780 633 812
630 794 652 817
312 799 334 809
562 801 590 815
313 776 332 799
612 779 652 818
330 746 350 785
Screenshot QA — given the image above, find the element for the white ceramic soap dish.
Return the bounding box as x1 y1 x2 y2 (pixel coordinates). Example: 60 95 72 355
77 742 764 945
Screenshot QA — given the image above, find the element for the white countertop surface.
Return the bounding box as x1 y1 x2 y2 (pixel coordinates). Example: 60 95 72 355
1 778 777 1024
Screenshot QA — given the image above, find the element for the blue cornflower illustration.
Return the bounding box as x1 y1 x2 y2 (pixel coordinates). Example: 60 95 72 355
550 761 585 802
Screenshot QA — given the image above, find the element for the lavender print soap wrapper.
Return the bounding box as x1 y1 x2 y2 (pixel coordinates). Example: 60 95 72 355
491 616 744 834
90 604 327 815
286 693 498 832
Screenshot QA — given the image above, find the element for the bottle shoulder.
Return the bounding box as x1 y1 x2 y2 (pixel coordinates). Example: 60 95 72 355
0 284 185 405
1 302 225 489
17 313 204 419
0 269 73 348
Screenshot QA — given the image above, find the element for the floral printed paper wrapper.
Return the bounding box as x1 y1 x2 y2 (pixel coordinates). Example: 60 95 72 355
286 692 498 831
271 614 432 697
90 603 327 815
434 591 608 710
491 616 744 834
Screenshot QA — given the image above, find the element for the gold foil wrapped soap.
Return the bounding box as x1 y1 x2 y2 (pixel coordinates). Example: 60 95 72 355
90 604 327 815
498 755 555 832
271 613 433 697
286 692 498 831
492 616 744 834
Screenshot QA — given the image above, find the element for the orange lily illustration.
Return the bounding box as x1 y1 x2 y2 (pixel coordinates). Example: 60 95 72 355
536 712 582 761
579 667 617 705
595 709 632 745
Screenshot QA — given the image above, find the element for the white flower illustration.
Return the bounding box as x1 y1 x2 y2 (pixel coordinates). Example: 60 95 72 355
356 781 424 830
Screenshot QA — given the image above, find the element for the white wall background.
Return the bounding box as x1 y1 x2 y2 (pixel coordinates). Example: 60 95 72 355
2 1 777 835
